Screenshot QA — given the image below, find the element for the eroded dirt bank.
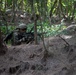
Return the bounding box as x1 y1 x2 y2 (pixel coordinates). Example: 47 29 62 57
0 34 76 75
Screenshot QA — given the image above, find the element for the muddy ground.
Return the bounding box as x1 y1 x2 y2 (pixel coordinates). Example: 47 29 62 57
0 25 76 75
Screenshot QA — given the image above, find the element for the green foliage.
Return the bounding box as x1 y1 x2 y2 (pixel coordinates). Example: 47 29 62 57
1 26 15 35
39 22 66 37
7 0 12 6
1 1 74 16
0 0 74 38
27 21 66 37
1 22 66 37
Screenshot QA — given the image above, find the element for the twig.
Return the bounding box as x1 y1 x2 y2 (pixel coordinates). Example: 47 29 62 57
58 35 70 46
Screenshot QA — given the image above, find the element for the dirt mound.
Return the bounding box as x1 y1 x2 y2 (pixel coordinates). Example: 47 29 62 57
0 33 76 75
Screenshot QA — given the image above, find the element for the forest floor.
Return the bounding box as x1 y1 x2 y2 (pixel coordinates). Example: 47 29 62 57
0 24 76 75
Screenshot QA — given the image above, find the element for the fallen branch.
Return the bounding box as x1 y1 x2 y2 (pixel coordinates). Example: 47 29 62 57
58 35 70 46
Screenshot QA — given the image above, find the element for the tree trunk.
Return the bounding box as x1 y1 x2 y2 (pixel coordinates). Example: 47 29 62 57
34 15 38 44
50 0 57 18
0 29 7 55
40 17 48 65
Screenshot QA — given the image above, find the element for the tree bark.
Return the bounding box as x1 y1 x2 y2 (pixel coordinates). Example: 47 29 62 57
34 15 38 44
0 29 7 55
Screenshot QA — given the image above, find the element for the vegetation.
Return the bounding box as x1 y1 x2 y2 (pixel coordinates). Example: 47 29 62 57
0 0 76 23
0 0 76 17
1 23 66 37
0 0 76 55
0 1 76 75
0 0 76 34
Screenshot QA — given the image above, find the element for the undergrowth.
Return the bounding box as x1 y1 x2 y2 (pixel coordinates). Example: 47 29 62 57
1 22 66 37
